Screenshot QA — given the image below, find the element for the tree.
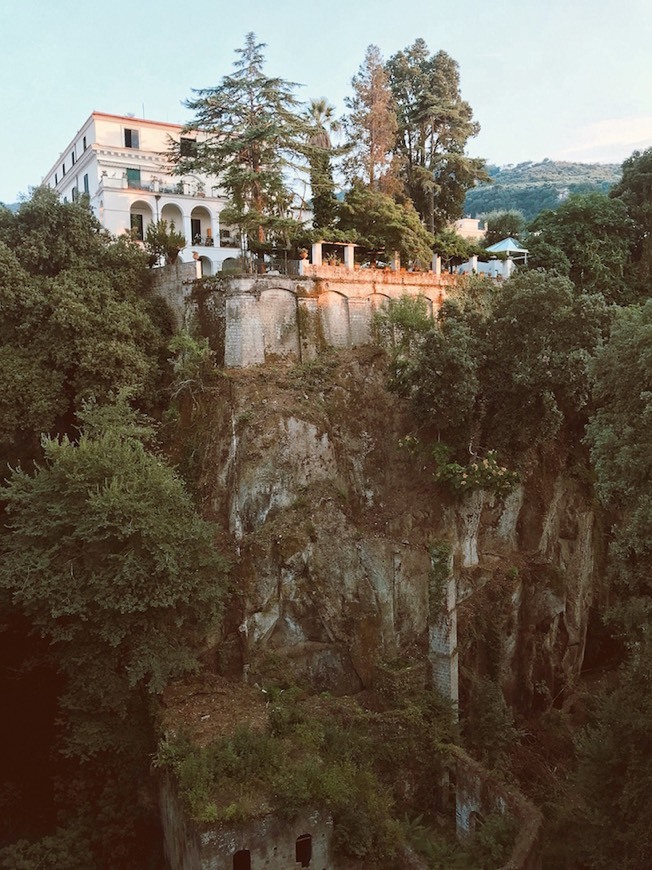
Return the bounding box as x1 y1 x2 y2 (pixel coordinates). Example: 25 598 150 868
586 300 652 601
483 210 526 246
610 147 652 285
0 188 171 458
144 218 186 265
386 39 488 233
528 192 635 302
481 271 611 454
172 33 307 255
0 398 227 758
304 98 340 230
338 184 434 267
344 45 398 190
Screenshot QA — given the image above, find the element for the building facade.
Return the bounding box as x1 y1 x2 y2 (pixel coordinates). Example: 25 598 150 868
41 112 242 275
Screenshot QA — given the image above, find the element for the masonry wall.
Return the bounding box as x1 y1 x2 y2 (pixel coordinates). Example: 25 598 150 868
160 775 334 870
152 269 455 368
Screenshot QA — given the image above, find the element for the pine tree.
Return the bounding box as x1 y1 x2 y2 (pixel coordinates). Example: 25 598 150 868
173 33 307 256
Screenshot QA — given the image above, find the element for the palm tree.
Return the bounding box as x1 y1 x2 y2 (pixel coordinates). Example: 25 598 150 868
304 98 341 229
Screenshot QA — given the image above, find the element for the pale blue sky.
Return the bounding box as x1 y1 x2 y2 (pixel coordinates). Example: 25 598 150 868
1 0 651 203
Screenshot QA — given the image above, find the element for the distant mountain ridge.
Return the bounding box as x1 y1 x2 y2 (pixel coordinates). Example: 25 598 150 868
464 159 622 222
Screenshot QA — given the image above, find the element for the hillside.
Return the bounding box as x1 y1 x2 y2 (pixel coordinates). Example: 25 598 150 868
464 159 622 222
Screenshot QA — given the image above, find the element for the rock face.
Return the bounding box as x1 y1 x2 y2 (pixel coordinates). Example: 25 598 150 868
193 350 600 713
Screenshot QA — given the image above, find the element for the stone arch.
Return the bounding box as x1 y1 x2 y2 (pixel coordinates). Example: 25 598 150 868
296 833 312 867
190 204 212 245
368 292 392 312
221 257 240 273
198 256 212 277
160 203 184 240
258 286 300 361
129 200 153 241
318 290 351 348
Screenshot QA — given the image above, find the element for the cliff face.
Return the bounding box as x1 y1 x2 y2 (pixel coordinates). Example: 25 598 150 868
191 349 600 714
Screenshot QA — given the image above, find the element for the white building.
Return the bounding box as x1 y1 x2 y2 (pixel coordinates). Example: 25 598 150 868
41 111 242 275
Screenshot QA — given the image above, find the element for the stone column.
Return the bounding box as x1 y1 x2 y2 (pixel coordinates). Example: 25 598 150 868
344 243 355 271
183 213 192 249
468 255 478 274
311 240 323 266
390 251 400 271
432 254 442 277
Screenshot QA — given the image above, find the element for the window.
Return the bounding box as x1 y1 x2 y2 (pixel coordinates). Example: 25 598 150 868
62 163 66 176
126 168 141 188
191 218 202 244
180 137 197 157
71 187 79 202
130 213 144 241
124 128 139 149
83 136 87 151
83 174 89 194
232 850 251 870
71 150 75 165
55 172 58 184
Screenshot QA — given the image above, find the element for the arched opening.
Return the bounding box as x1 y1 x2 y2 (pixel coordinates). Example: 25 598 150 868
296 833 312 867
160 203 185 242
129 200 153 241
199 256 212 277
233 849 251 870
222 256 240 274
190 205 212 246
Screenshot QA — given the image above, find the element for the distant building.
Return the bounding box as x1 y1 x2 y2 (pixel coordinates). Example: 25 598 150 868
41 112 241 275
451 217 486 242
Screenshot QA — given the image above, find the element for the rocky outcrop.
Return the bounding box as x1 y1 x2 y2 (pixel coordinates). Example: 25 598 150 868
193 350 601 713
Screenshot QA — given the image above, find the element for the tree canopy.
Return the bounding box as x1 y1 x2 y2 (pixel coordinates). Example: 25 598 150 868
386 39 488 233
0 188 171 459
172 32 307 253
0 398 227 757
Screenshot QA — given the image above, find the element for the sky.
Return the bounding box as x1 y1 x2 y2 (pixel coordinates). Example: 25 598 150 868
1 0 651 204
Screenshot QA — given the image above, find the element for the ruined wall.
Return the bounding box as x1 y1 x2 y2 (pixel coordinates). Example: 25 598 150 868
160 774 333 870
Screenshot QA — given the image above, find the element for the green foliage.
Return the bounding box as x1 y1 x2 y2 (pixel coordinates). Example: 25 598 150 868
172 33 307 251
303 98 341 230
586 300 652 602
568 644 652 869
390 303 480 447
0 188 170 457
431 445 519 498
373 294 433 352
483 209 526 246
462 677 518 768
464 160 621 222
610 147 652 287
465 811 517 869
528 192 635 301
158 691 455 862
168 330 217 402
481 271 611 454
0 397 227 757
144 218 186 265
386 39 488 233
338 184 435 267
